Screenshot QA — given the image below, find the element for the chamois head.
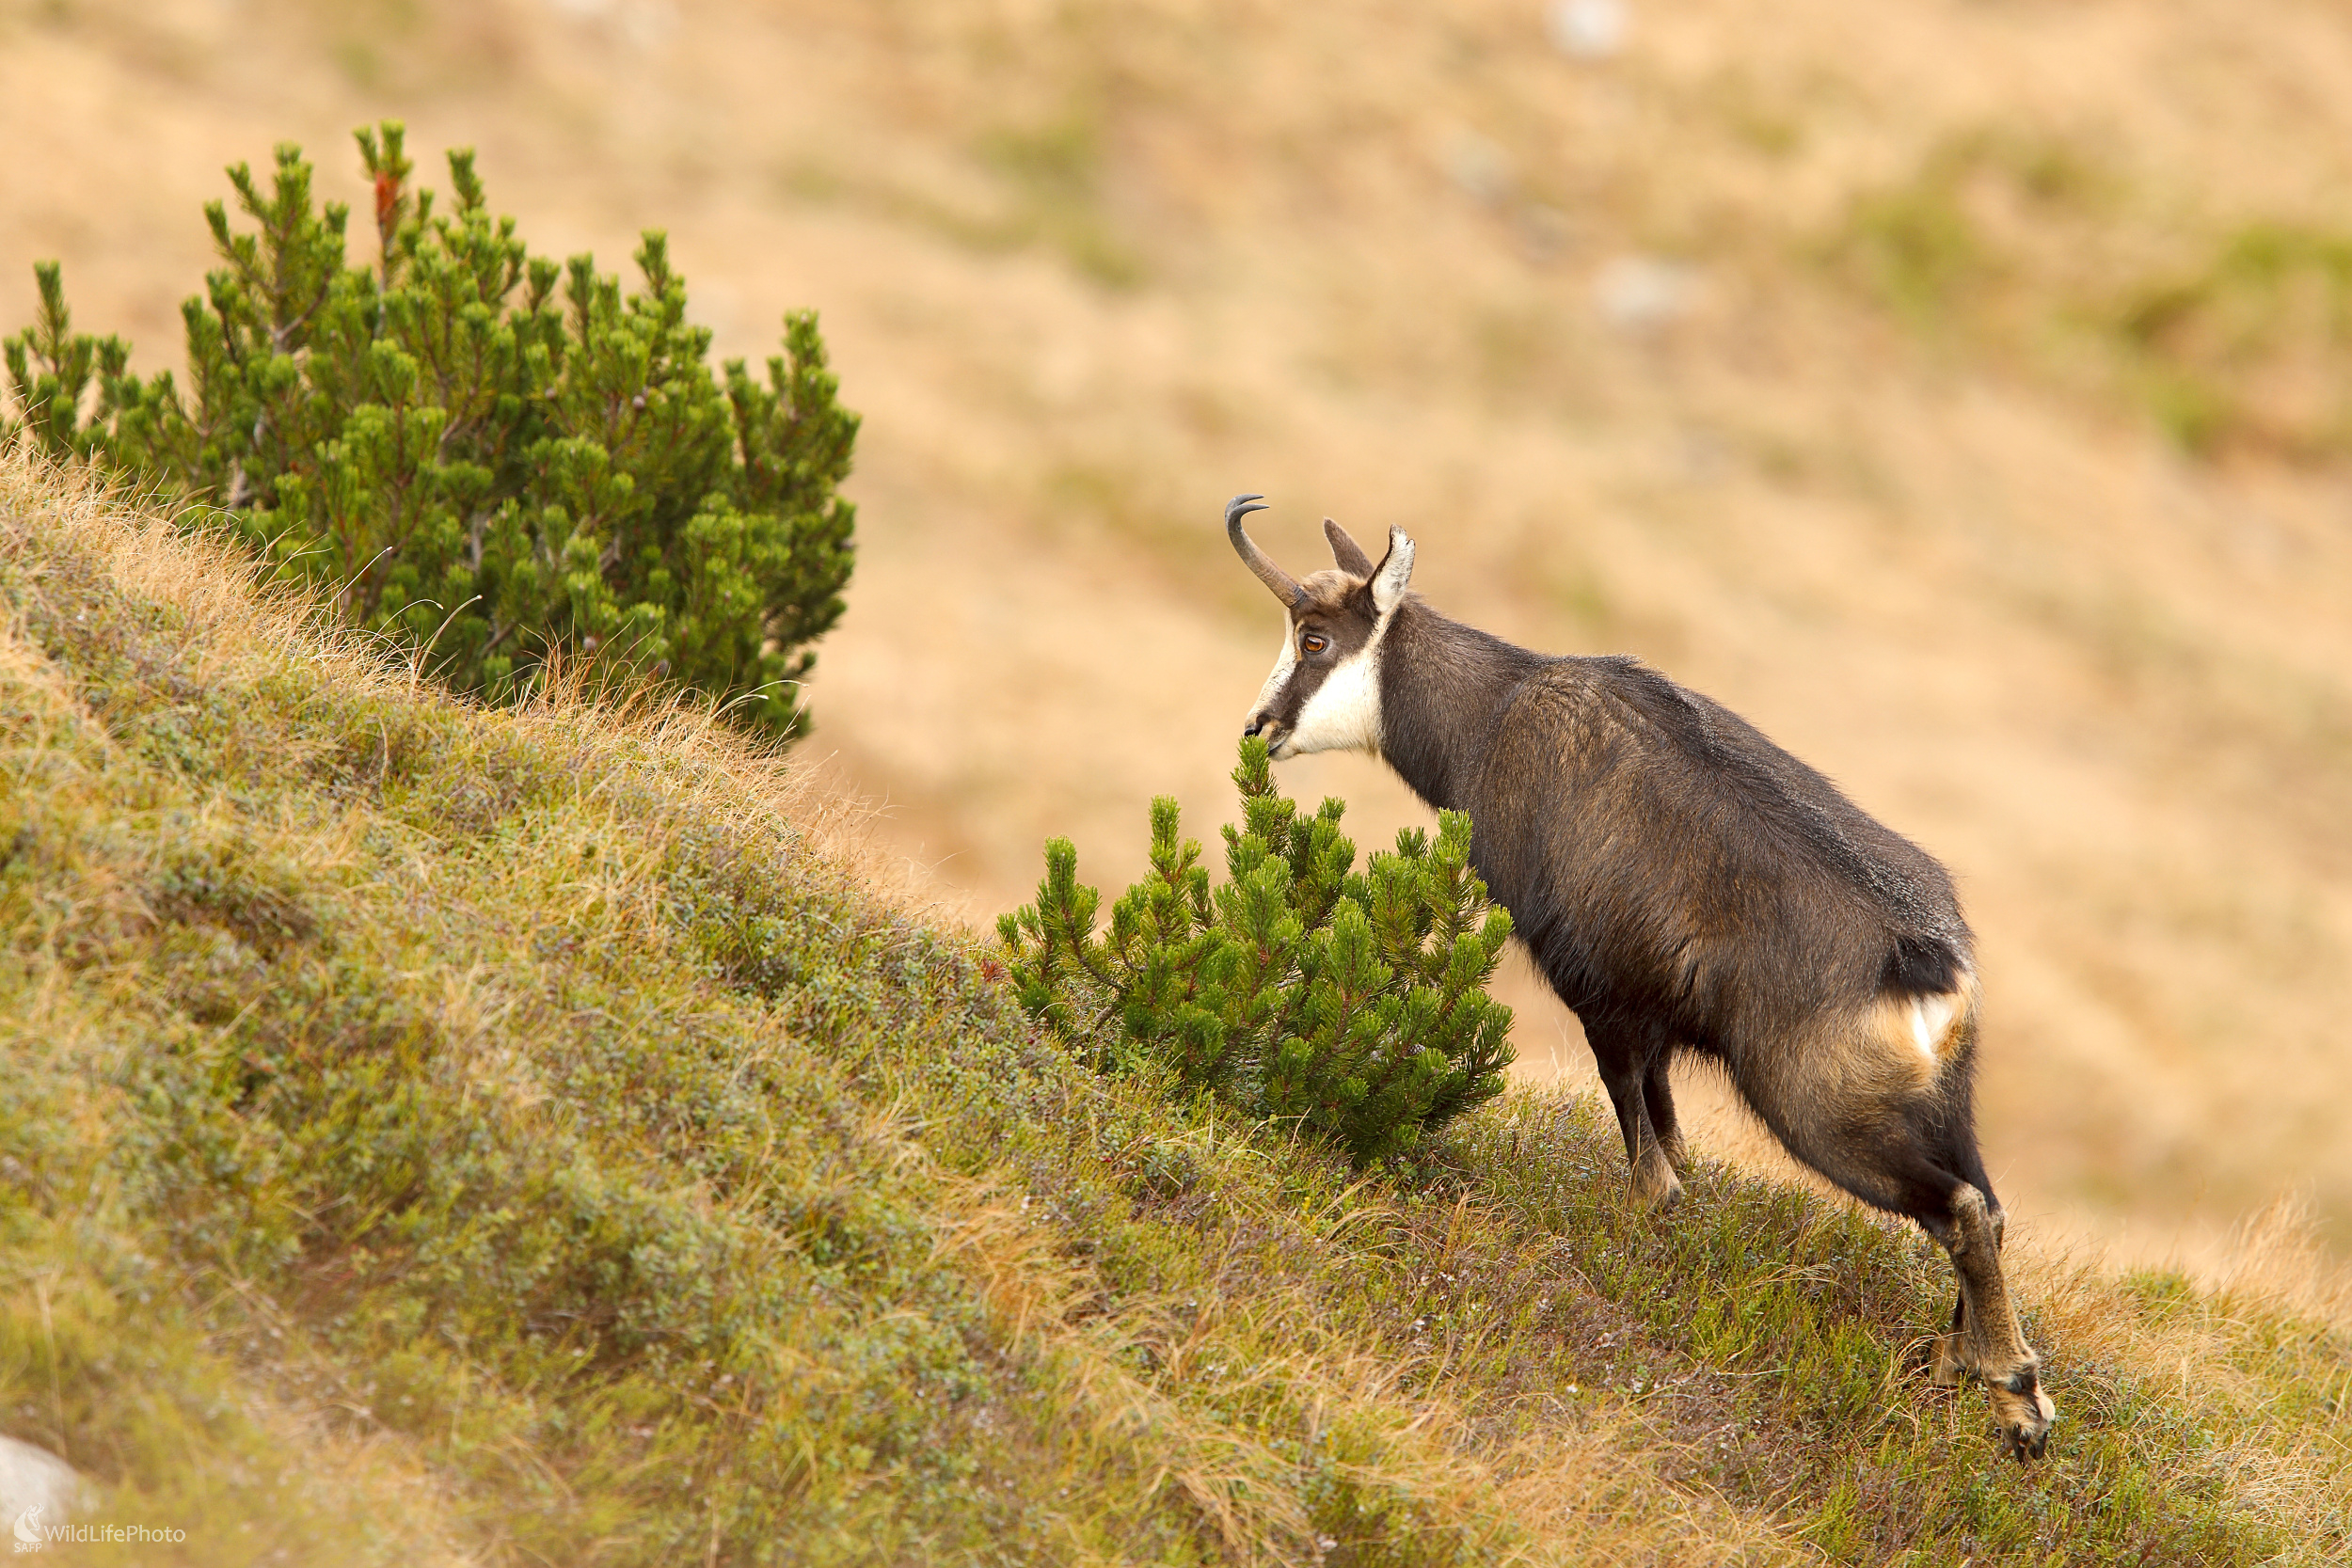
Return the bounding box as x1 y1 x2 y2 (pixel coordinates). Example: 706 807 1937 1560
1227 494 1416 760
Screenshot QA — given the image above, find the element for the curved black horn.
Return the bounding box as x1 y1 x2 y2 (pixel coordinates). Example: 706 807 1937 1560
1225 493 1305 607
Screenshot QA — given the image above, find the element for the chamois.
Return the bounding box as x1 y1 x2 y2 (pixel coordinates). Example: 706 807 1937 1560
1224 494 2057 1460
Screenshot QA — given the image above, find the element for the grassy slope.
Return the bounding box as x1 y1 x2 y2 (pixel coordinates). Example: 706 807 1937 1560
0 459 2344 1565
10 0 2352 1272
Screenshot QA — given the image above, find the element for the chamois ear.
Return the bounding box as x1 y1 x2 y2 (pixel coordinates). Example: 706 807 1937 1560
1324 517 1375 577
1369 526 1416 614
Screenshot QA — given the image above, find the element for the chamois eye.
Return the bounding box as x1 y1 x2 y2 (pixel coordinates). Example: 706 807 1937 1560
1301 632 1329 656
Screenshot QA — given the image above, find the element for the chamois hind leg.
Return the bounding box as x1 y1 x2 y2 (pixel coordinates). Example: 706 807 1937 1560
1928 1203 2003 1386
1587 1023 1683 1210
1851 1129 2054 1456
1734 1022 2056 1456
1929 1291 1972 1388
1841 1151 2054 1456
1935 1183 2056 1460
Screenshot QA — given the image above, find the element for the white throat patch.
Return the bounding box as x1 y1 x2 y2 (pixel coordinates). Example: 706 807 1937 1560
1261 610 1392 759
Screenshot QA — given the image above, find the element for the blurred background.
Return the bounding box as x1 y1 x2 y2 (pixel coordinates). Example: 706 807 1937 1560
5 0 2349 1272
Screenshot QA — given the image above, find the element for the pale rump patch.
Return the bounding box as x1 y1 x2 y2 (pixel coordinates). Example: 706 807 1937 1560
1866 979 1973 1083
1910 991 1961 1063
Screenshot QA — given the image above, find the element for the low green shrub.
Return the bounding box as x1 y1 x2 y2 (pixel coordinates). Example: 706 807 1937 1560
2 121 856 739
999 736 1516 1165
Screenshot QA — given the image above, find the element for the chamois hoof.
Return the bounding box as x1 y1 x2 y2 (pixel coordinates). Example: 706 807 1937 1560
1928 1331 1971 1388
1630 1147 1683 1212
1999 1415 2051 1463
1990 1370 2057 1462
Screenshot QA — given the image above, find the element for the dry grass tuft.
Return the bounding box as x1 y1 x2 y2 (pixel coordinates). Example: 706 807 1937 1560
2211 1194 2352 1331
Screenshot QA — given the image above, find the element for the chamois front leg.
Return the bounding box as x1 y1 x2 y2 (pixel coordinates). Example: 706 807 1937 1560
1590 1025 1684 1211
1642 1052 1689 1191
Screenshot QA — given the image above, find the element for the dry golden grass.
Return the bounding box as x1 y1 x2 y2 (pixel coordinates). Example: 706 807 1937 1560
4 0 2350 1276
5 451 1804 1563
4 447 2346 1562
930 1164 1789 1567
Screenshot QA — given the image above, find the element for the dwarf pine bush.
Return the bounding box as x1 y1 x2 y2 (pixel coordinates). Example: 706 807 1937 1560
1000 736 1517 1165
1 122 856 738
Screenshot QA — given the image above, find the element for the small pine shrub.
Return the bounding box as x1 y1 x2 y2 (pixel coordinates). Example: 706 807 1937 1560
999 736 1517 1166
1 122 856 739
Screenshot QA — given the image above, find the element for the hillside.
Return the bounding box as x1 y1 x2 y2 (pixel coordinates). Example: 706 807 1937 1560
4 461 2347 1560
5 0 2352 1272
